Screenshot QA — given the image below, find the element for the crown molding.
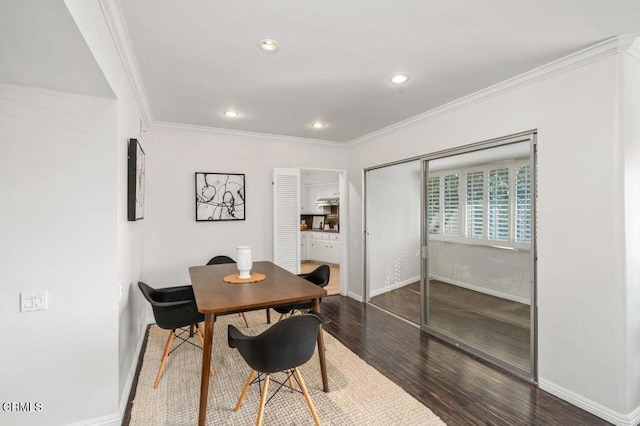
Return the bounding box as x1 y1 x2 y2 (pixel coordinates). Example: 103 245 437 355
153 120 347 147
98 0 153 128
624 34 640 60
348 34 640 148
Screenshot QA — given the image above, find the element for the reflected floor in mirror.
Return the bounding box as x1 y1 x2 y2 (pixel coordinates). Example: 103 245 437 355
369 280 530 369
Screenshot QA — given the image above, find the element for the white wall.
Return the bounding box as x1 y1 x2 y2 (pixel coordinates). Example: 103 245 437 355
429 242 531 303
366 163 421 296
65 0 148 419
145 125 347 288
347 43 640 421
0 83 118 425
621 43 640 417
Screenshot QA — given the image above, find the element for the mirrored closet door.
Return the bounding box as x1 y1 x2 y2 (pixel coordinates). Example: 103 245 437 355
423 135 536 378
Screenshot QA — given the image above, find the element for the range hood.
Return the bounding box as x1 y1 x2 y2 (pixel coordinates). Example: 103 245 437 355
316 197 339 207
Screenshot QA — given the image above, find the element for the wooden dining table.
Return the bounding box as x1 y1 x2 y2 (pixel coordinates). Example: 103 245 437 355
189 261 329 426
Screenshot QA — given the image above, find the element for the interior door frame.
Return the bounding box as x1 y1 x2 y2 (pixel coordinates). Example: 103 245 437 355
420 130 538 382
298 167 348 296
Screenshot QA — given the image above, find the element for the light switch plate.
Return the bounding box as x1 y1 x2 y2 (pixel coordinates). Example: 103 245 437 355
20 291 48 312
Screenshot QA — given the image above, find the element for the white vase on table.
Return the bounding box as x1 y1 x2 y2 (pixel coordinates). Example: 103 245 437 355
236 246 253 279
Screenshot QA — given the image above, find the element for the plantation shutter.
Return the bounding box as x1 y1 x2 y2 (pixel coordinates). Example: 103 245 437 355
442 174 460 236
515 165 531 243
465 171 484 238
427 176 440 235
273 168 300 274
488 168 509 241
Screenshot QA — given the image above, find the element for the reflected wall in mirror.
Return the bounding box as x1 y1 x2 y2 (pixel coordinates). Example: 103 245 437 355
366 160 422 324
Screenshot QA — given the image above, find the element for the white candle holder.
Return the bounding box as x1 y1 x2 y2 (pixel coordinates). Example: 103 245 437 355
236 246 253 279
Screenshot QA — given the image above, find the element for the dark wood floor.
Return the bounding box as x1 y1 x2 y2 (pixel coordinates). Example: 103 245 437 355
321 295 609 426
370 281 531 369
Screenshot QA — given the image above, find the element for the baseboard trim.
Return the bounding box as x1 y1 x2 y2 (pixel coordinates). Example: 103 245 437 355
539 378 638 426
347 291 364 302
430 275 530 305
117 320 151 419
369 276 420 298
627 405 640 426
66 321 150 426
67 413 121 426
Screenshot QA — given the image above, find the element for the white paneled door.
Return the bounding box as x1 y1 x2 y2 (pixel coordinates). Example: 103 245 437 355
273 168 300 274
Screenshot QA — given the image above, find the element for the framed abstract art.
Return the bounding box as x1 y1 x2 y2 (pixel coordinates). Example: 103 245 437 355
195 172 246 221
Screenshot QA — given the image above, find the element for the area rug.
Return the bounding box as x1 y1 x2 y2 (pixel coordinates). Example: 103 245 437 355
129 310 445 425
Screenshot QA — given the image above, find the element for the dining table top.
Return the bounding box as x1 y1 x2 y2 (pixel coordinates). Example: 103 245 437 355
189 260 327 315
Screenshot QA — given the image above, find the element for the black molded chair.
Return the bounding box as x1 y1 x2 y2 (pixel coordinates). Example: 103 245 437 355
206 255 250 327
138 281 211 388
206 255 236 265
274 264 330 321
228 311 330 426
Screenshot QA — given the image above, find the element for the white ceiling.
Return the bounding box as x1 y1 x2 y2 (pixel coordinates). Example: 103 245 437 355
119 0 640 142
2 1 639 144
0 0 113 98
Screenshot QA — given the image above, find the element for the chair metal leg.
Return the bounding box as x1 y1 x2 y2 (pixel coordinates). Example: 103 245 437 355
154 330 175 388
287 369 296 392
277 313 286 322
234 370 256 411
195 327 214 377
256 373 270 426
294 368 320 426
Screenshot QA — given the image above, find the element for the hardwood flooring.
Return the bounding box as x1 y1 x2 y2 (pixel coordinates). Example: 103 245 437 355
370 280 531 369
123 295 608 426
321 295 608 426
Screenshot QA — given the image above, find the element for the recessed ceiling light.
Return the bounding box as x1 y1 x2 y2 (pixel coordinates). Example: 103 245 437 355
312 122 325 129
390 74 409 84
258 39 279 52
223 110 240 118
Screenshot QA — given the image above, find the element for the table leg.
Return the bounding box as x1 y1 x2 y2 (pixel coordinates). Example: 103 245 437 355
199 313 215 426
312 298 329 392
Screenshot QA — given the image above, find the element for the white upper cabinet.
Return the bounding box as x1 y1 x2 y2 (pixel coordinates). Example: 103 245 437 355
300 184 308 212
320 182 339 198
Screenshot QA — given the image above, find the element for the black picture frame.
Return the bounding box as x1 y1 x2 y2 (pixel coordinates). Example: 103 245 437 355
195 172 246 221
127 138 145 221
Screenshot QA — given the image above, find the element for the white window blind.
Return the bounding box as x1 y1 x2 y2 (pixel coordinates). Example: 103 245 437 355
427 176 440 235
465 171 484 239
431 158 532 249
516 165 531 243
442 174 460 236
488 168 509 241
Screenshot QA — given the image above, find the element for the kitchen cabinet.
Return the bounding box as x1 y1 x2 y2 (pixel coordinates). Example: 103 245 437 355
300 186 308 213
320 183 339 198
328 234 340 264
306 232 340 264
300 232 309 261
300 183 339 214
301 185 323 214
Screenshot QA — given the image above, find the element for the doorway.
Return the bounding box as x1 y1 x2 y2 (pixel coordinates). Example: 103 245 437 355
300 169 343 296
365 131 537 379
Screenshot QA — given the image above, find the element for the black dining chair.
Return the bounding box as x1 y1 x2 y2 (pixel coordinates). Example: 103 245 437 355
138 281 212 388
228 311 330 426
206 255 236 265
206 255 250 327
274 264 330 321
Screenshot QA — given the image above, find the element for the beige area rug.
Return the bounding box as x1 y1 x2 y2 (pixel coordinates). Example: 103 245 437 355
130 310 445 425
